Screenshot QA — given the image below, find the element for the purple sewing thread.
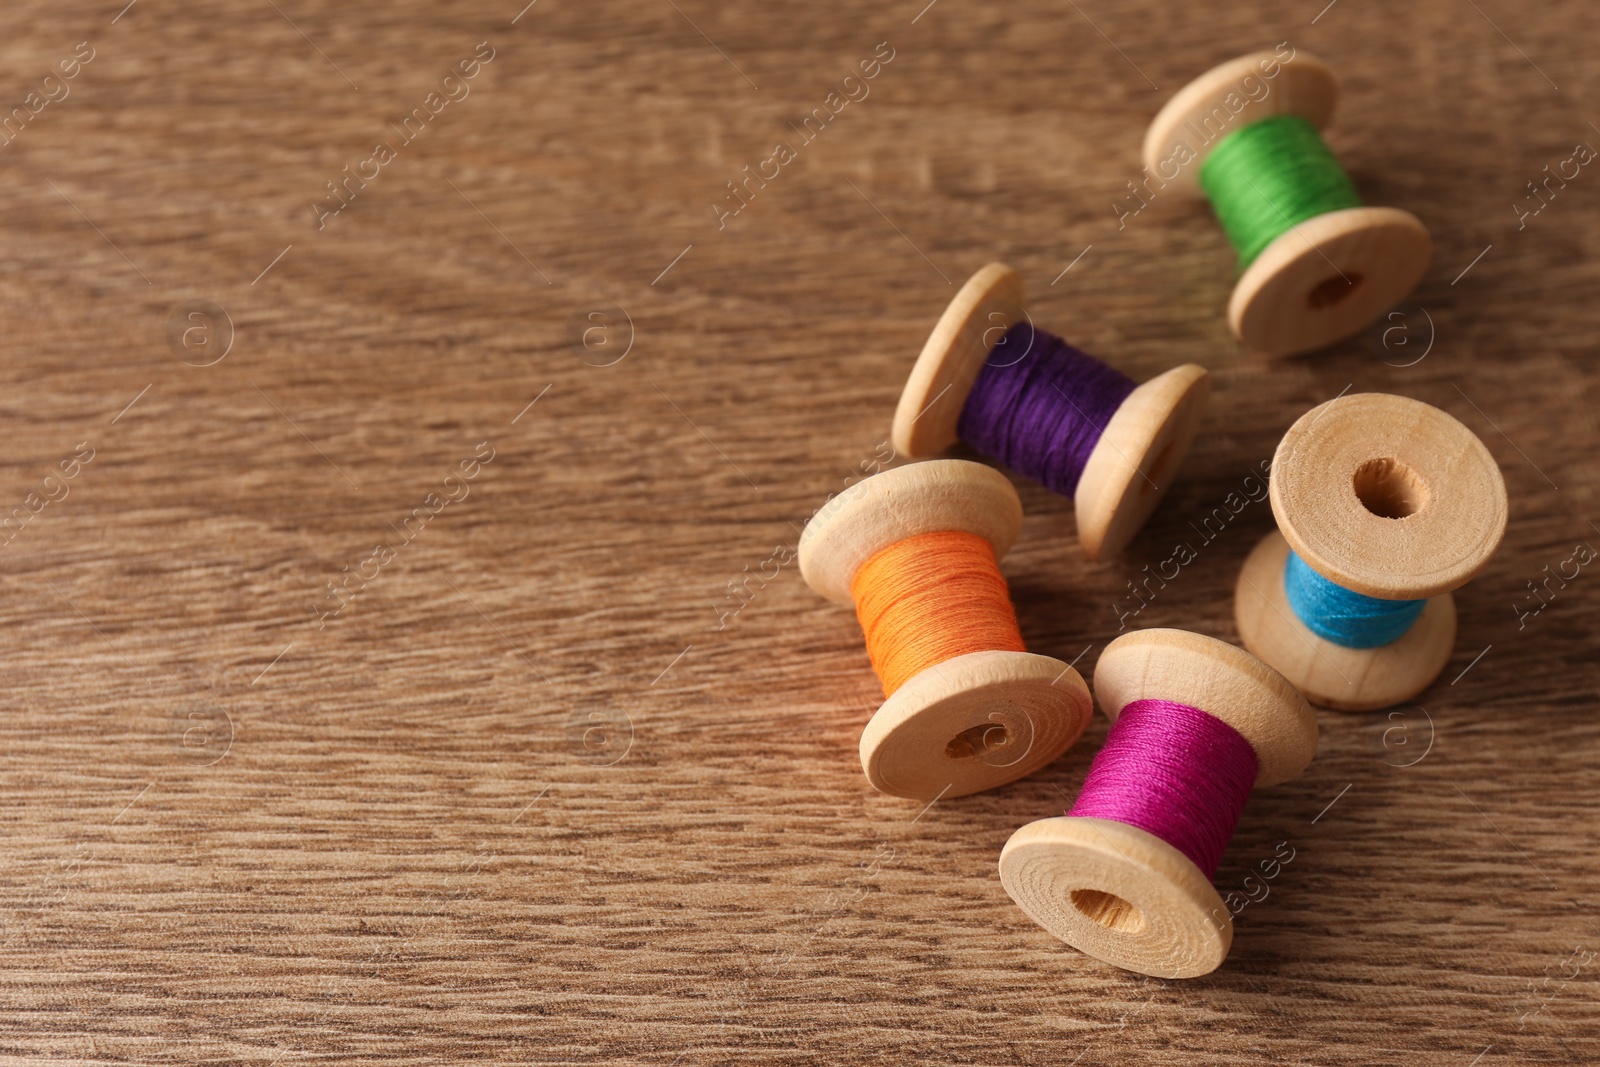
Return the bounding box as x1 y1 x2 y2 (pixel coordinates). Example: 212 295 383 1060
956 323 1138 496
1068 698 1259 878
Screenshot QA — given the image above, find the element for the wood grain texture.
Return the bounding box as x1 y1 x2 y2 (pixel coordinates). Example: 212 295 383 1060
1 1 1599 1064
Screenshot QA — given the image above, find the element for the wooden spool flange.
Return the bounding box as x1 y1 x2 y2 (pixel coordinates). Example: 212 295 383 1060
1144 51 1432 357
1235 393 1508 710
890 263 1209 559
799 459 1094 800
998 628 1316 978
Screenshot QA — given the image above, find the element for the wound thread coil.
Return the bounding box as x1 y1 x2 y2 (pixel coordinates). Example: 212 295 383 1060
1283 548 1425 649
1067 698 1258 878
956 325 1138 498
1199 114 1364 270
852 530 1025 697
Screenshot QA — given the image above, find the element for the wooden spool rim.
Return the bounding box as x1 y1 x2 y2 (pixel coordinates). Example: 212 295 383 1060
860 650 1094 800
892 263 1028 458
1077 363 1210 560
1092 628 1316 788
1229 207 1432 358
999 816 1232 979
890 262 1209 559
1270 392 1508 600
1235 531 1457 711
1142 50 1339 196
797 459 1021 604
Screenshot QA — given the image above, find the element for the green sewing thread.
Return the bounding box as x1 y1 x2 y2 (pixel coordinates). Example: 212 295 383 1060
1198 114 1364 269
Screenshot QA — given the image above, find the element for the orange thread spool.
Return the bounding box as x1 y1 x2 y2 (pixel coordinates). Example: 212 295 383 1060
798 460 1094 799
851 530 1026 697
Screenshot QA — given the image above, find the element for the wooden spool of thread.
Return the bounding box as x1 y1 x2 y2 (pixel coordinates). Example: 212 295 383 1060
1144 51 1432 357
999 629 1317 978
799 459 1094 800
892 263 1210 560
1235 393 1508 711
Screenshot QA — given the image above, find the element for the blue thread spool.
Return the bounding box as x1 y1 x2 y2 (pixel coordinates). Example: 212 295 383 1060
1235 393 1507 710
1282 552 1425 648
1143 50 1432 357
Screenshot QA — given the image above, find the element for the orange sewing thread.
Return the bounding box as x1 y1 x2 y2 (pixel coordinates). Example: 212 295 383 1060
850 529 1026 697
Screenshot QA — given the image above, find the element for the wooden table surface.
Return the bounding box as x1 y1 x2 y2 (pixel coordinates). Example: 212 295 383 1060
3 0 1598 1063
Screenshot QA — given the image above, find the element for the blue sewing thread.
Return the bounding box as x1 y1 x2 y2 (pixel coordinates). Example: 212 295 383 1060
1283 550 1426 649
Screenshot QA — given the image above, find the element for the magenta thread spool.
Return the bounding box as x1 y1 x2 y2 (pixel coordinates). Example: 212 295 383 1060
891 263 1209 560
999 629 1317 978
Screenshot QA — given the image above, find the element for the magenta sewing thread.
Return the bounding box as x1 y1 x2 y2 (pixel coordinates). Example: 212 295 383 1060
956 324 1138 497
1068 698 1259 877
998 629 1319 978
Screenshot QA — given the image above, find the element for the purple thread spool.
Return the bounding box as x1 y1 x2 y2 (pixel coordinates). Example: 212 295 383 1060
890 263 1210 560
957 325 1138 498
999 629 1318 979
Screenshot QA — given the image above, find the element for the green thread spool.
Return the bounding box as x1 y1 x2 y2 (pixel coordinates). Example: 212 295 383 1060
1199 115 1364 270
1144 51 1432 358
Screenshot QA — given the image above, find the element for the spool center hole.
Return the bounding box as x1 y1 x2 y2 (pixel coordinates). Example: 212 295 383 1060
1071 888 1146 934
1306 272 1364 310
1352 457 1428 519
946 721 1008 760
